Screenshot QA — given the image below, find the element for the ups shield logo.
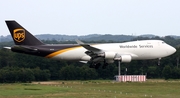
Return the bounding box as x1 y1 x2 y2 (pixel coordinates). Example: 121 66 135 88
13 29 25 42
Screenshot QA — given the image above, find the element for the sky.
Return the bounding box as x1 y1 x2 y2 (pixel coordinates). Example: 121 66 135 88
0 0 180 36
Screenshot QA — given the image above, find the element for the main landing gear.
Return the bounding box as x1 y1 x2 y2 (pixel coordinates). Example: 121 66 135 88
89 61 108 69
89 62 101 69
89 59 121 70
102 60 108 69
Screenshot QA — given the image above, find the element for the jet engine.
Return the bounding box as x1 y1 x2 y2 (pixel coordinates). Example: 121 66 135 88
102 52 132 63
119 55 132 62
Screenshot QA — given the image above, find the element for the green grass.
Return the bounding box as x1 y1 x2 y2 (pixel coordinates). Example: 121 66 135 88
0 79 180 98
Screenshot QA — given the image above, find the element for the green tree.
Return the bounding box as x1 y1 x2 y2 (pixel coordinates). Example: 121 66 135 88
162 65 172 80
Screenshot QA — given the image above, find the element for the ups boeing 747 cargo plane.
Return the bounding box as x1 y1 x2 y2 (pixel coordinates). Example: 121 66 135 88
4 20 176 69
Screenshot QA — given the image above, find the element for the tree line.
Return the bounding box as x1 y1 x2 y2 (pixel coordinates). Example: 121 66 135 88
0 36 180 83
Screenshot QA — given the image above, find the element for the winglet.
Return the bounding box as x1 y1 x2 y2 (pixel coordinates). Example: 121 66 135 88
75 39 85 45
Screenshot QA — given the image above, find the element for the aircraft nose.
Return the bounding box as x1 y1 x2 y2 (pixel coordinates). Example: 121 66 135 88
172 47 176 54
168 46 176 55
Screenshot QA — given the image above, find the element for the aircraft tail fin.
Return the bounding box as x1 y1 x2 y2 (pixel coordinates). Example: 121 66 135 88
5 20 44 45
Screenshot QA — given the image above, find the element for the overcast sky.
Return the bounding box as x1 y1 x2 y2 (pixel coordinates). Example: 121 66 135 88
0 0 180 36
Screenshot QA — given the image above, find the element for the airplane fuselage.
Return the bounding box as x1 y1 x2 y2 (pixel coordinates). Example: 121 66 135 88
49 40 175 61
11 40 176 63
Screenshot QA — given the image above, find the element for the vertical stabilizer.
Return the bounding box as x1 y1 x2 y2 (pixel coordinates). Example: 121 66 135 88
5 20 44 45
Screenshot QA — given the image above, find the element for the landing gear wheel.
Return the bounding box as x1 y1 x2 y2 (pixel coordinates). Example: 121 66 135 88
89 62 95 68
95 63 101 69
102 63 108 69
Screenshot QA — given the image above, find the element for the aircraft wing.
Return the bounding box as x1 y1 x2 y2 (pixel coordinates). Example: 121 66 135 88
75 39 102 53
76 40 105 62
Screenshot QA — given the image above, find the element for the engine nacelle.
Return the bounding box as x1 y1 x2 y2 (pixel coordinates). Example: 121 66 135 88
120 55 132 63
104 52 116 59
104 52 116 63
103 52 132 63
114 54 132 63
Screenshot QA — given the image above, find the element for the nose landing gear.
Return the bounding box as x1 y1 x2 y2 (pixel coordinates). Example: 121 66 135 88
158 58 161 66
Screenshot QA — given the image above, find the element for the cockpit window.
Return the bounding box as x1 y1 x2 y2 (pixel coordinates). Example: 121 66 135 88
162 42 165 44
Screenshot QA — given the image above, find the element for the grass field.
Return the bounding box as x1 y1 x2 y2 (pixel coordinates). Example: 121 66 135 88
0 79 180 98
